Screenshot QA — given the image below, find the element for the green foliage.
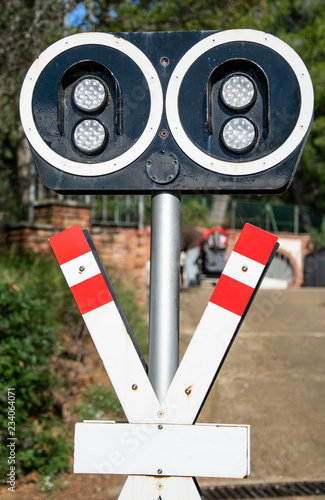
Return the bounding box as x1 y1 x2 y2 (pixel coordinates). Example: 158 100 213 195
0 247 150 484
0 1 68 164
92 194 211 228
0 252 72 482
181 196 212 226
113 276 149 356
92 194 152 226
94 0 263 32
309 225 325 251
91 0 325 213
77 385 125 421
17 419 71 479
2 0 325 217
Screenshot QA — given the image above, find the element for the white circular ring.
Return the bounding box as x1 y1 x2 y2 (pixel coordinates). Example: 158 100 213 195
166 29 314 176
20 32 163 177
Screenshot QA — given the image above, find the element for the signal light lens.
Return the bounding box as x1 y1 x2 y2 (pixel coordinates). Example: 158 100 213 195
221 74 256 110
73 119 107 154
221 117 257 153
73 77 108 112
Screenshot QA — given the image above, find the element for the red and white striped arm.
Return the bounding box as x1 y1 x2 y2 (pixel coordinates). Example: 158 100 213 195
49 225 159 423
163 223 278 424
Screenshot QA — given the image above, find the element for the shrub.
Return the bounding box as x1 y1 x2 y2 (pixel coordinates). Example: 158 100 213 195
0 248 149 484
77 385 125 421
0 252 72 482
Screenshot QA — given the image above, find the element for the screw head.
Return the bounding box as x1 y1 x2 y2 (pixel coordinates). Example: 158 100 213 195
158 424 163 430
157 469 163 475
160 57 169 66
159 128 168 138
79 265 85 273
185 387 192 395
157 410 164 418
131 384 138 391
242 265 248 272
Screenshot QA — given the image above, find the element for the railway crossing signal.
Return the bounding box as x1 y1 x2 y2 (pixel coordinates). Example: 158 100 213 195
20 26 313 500
20 29 313 194
49 223 278 499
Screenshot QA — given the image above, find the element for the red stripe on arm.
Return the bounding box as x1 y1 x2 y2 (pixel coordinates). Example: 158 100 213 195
70 274 113 315
234 224 278 265
49 225 91 265
210 274 254 316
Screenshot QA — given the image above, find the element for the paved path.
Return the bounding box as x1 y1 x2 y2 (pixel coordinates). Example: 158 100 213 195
179 285 325 487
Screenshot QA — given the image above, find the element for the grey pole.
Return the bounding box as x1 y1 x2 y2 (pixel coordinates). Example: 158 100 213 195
148 191 181 403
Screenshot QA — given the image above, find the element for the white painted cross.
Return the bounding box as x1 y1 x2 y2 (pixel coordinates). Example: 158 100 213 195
49 223 278 499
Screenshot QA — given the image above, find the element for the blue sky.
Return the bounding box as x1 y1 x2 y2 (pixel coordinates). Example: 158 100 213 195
68 2 87 27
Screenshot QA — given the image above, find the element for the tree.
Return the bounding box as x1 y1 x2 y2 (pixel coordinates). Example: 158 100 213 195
238 0 325 215
0 1 77 217
90 0 325 214
1 0 324 219
92 0 264 32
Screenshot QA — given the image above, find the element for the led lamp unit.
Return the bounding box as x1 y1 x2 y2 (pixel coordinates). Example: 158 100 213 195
72 119 108 154
20 29 313 194
72 77 108 113
220 74 256 111
221 117 257 154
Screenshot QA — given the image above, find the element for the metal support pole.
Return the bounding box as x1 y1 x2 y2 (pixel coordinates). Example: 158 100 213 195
148 191 181 403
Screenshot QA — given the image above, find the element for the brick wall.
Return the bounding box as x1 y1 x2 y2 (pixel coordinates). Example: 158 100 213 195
33 200 92 230
1 202 313 293
91 227 151 288
1 201 151 302
226 228 313 287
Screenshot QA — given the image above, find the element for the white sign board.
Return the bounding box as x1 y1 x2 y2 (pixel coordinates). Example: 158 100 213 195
74 422 249 478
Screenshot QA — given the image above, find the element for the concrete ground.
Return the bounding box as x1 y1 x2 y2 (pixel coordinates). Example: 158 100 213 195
179 284 325 489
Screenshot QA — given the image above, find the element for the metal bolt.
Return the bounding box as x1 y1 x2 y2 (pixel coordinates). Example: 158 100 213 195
159 129 168 138
79 265 85 273
157 483 164 490
157 469 163 475
242 265 248 272
158 424 163 430
185 387 192 395
131 384 138 391
160 56 169 66
157 410 164 418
